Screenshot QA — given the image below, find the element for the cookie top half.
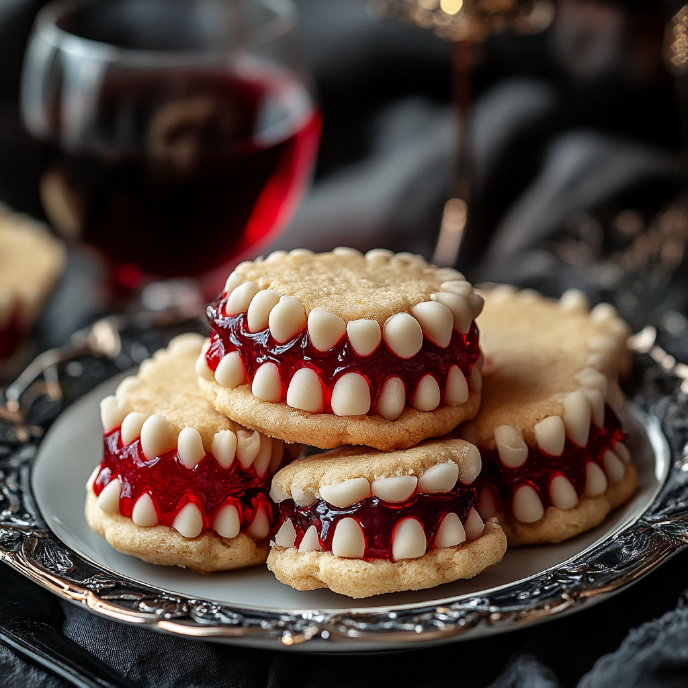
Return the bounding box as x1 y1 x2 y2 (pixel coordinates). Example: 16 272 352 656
271 438 481 506
458 286 631 452
197 248 484 450
0 204 65 328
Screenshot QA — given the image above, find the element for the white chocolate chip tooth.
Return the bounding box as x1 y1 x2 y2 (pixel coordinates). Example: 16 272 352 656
236 429 261 469
383 313 423 359
371 476 417 502
308 309 346 351
512 484 544 523
247 290 281 333
298 525 322 552
286 368 324 413
443 366 468 406
411 375 441 412
562 391 591 447
603 449 626 483
172 502 203 538
319 477 371 508
585 462 608 497
269 296 306 343
331 373 371 416
431 292 472 334
434 512 466 548
418 462 459 492
464 508 484 540
534 416 565 456
96 479 121 515
246 505 270 539
140 414 176 461
252 363 282 403
121 412 147 446
375 377 405 420
253 435 272 477
410 301 453 348
226 281 260 316
392 518 426 560
461 445 482 484
347 319 381 357
494 425 528 468
214 504 240 539
177 427 205 469
195 339 214 382
331 518 365 558
211 430 237 468
274 519 296 547
100 395 131 434
132 494 158 527
549 475 578 510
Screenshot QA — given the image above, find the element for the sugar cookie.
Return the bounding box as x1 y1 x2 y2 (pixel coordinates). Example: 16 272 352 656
457 286 636 544
198 248 483 450
267 438 506 597
86 334 299 571
0 204 65 359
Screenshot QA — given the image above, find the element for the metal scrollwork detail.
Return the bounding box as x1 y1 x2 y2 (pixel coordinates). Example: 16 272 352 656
1 313 687 648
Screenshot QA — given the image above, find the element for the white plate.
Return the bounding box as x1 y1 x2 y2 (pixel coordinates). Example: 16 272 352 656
29 372 669 651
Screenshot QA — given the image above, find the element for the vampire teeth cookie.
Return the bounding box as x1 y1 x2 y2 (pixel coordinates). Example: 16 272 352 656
197 248 484 451
457 286 637 545
86 333 299 573
266 438 507 598
0 204 65 361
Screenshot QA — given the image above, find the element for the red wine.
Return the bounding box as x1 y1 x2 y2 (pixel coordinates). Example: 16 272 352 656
41 62 320 284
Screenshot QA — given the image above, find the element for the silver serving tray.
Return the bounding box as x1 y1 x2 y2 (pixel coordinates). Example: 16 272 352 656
0 314 686 652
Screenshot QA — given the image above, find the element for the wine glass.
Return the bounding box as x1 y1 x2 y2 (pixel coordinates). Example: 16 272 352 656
20 0 320 302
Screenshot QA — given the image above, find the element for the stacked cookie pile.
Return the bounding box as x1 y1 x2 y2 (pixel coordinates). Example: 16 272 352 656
86 247 636 599
195 248 506 597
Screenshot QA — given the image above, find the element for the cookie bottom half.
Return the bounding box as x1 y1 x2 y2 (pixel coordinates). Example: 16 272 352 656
500 462 638 545
200 378 481 451
86 488 268 573
266 519 506 598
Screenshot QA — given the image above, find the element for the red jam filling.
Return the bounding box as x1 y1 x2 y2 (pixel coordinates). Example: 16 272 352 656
477 405 626 513
277 483 477 561
94 429 277 534
206 296 481 413
0 316 21 360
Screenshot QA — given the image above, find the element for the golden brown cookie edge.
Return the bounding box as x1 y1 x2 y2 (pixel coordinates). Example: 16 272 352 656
85 487 267 573
500 462 638 545
199 377 481 450
266 519 506 598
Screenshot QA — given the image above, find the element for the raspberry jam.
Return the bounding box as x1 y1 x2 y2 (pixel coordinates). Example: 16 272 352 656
0 316 21 360
94 429 277 535
206 297 481 413
278 483 477 561
477 406 626 513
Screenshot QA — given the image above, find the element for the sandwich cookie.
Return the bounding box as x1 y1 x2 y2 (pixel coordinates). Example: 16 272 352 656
457 286 636 545
0 204 65 360
267 438 506 598
86 334 299 572
197 248 484 450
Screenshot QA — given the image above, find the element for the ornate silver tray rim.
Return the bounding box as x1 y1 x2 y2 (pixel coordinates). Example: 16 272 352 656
1 313 687 650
